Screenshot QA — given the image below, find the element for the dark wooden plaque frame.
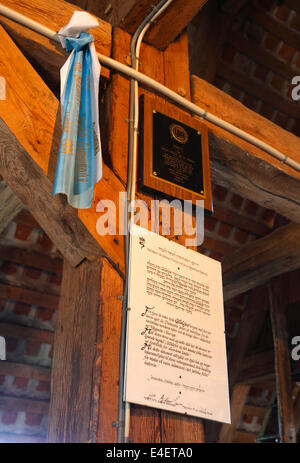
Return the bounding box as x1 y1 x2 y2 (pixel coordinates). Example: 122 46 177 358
139 94 213 213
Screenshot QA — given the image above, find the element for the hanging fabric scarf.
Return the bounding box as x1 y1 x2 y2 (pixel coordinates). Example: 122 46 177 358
53 11 102 209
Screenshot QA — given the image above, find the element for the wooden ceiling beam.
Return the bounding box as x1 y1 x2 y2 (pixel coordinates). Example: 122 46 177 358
222 223 300 301
0 182 23 235
0 0 111 83
0 283 59 311
115 0 208 50
192 76 300 225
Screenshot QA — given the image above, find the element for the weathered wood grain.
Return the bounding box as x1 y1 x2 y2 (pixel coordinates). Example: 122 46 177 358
222 223 300 301
0 119 103 267
0 283 59 311
48 258 102 443
0 0 111 80
218 384 250 443
111 0 208 50
269 278 296 443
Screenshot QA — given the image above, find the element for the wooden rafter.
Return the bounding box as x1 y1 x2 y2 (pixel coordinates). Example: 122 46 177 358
269 278 296 443
114 0 208 50
0 322 54 344
0 395 49 414
222 223 300 301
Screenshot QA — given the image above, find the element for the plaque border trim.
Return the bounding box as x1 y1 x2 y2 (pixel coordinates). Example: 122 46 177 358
139 94 213 213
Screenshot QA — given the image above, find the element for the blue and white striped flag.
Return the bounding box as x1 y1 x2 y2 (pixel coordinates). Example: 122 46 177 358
53 11 102 209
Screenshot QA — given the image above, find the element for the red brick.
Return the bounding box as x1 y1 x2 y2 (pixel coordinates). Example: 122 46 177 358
230 194 244 210
25 412 43 427
228 85 243 101
24 267 42 280
14 224 32 241
5 337 18 352
36 308 54 322
290 13 300 32
0 299 6 312
275 4 290 22
274 111 290 129
233 229 249 245
218 223 232 239
0 261 18 276
205 216 218 232
14 302 31 316
244 200 259 216
213 185 228 202
253 64 269 82
259 102 275 119
36 380 50 392
222 43 237 65
206 251 222 261
242 414 253 424
250 386 263 398
37 233 53 252
270 74 285 92
13 377 29 390
213 76 227 91
263 33 280 52
25 339 41 357
1 410 18 425
49 273 62 286
278 43 296 64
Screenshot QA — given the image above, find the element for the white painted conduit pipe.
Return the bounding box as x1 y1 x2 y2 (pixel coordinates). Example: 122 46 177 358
1 1 300 443
0 3 299 173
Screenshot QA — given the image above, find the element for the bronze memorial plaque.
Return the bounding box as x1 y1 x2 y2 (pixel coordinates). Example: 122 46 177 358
139 95 212 213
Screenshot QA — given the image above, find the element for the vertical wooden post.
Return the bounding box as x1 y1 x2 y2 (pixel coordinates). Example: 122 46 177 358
269 277 296 443
48 258 102 443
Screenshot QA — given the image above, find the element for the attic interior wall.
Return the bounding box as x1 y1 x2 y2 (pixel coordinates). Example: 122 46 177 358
0 0 299 444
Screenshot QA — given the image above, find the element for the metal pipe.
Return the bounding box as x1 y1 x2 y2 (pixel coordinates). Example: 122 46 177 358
119 0 175 442
0 3 299 173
